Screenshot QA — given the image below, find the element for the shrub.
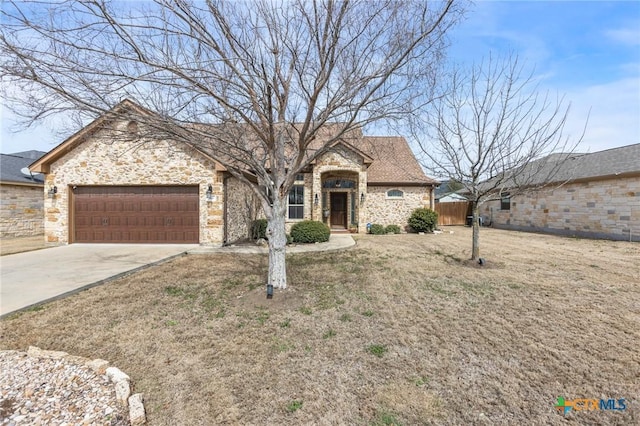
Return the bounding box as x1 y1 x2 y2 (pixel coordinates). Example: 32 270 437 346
251 219 267 240
408 208 438 233
290 220 330 243
385 224 401 234
286 234 293 245
369 223 386 235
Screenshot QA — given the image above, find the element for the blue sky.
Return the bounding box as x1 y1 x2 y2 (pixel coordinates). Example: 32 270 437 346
446 0 640 153
1 0 639 154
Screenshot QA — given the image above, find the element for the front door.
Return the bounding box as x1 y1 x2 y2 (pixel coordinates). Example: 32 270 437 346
330 192 347 228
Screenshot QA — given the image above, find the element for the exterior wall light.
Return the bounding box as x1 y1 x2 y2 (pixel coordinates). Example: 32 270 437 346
206 184 214 201
314 193 319 205
360 192 365 203
48 185 58 198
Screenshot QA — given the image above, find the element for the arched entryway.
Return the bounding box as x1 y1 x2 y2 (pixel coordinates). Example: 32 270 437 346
321 173 360 231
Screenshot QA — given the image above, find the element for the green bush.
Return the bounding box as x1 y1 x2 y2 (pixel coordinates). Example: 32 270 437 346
369 224 386 235
251 219 268 240
286 234 293 245
408 208 438 233
290 220 330 243
385 224 401 234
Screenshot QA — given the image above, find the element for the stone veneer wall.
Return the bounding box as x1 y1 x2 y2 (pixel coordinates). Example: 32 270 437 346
225 176 262 243
44 121 224 245
311 145 367 230
481 176 640 241
363 186 432 229
0 184 44 237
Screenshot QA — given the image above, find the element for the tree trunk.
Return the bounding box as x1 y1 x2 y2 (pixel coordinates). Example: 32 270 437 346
266 197 287 290
471 201 480 261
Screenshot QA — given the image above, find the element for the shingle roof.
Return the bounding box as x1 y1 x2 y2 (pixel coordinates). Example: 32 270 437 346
1 151 46 185
480 143 640 192
29 99 435 185
518 143 640 186
560 143 640 181
356 136 436 185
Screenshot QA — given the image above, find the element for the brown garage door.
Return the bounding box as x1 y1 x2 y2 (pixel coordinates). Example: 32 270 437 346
73 186 199 243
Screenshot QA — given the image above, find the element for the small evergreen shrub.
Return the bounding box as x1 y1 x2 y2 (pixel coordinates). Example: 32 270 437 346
385 224 401 234
408 208 438 233
290 220 330 243
286 234 293 245
369 224 386 235
251 219 268 240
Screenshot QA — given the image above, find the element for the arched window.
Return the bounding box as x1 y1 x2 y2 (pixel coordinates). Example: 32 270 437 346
323 179 356 189
386 189 404 199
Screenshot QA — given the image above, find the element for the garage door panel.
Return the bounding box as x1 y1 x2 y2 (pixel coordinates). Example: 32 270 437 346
74 186 199 243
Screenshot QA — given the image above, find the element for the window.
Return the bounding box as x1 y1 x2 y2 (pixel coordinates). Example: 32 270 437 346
386 189 404 199
350 192 356 224
288 185 304 219
323 179 356 189
500 193 511 210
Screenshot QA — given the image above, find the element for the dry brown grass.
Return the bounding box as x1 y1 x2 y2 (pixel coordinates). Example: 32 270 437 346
1 227 638 425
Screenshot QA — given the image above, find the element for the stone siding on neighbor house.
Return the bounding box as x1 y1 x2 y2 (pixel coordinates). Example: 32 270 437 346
363 186 432 229
44 120 224 245
482 176 640 241
0 184 44 237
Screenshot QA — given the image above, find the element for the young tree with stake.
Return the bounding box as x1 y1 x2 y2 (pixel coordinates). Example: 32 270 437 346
417 54 585 261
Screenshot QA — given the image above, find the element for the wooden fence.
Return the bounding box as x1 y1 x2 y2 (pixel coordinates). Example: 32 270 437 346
434 202 471 226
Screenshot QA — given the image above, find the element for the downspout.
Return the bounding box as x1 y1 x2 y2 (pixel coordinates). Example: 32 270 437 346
430 184 435 209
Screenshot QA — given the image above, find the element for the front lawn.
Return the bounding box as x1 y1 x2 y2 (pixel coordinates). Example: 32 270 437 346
1 228 638 425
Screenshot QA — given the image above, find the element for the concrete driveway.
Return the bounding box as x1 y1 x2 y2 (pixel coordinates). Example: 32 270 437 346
0 244 197 317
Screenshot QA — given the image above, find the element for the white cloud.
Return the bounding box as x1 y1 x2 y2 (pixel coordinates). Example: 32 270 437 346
605 28 640 46
561 76 640 153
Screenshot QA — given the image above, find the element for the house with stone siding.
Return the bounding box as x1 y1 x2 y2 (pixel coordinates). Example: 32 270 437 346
1 150 46 238
29 100 436 246
482 143 640 241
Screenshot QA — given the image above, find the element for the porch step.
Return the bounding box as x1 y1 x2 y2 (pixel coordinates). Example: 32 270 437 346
330 229 351 234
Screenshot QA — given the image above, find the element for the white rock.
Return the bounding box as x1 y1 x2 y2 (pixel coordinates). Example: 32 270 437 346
27 346 68 359
105 367 130 383
115 380 131 405
86 359 109 375
128 394 146 425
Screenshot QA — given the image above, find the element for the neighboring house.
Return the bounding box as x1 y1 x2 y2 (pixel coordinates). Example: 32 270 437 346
481 143 640 241
436 192 468 203
29 100 436 245
434 190 470 226
0 150 46 238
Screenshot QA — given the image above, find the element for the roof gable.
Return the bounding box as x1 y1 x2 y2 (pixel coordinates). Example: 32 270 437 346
311 140 375 166
27 99 436 186
29 99 225 173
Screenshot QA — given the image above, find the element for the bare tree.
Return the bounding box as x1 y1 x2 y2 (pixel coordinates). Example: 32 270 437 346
416 54 585 261
1 0 463 290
